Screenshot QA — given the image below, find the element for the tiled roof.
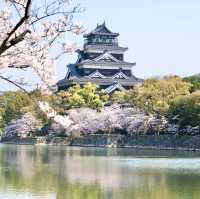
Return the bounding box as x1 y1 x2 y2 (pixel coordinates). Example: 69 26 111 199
58 69 143 86
104 83 126 93
84 44 128 52
84 22 119 37
65 64 80 79
88 70 106 79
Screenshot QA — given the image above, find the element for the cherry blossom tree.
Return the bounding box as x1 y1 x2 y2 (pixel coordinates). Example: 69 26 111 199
65 104 176 136
5 112 38 137
0 0 85 92
38 101 73 132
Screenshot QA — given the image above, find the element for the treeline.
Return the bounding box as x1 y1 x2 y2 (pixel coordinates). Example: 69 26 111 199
0 83 109 134
0 74 200 135
112 75 200 129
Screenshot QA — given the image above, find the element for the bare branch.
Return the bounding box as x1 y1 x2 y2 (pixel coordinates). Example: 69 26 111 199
0 75 29 93
31 5 80 25
8 64 29 69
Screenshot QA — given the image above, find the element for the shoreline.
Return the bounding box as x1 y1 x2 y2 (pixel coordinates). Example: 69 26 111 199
2 134 200 151
1 143 200 152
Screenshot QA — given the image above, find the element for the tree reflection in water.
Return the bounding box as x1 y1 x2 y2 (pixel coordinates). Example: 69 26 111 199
0 145 200 199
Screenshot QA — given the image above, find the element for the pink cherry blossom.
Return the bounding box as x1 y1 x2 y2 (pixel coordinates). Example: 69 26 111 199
0 0 86 92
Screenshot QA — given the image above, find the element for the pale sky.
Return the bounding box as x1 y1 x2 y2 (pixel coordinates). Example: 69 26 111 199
1 0 200 91
79 0 200 78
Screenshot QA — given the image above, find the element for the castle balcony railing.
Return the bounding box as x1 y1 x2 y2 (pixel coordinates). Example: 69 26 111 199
84 38 118 46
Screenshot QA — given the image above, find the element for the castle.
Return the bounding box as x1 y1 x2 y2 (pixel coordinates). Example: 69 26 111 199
57 22 142 93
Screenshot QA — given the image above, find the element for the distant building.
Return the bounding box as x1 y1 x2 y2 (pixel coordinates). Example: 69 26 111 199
57 22 142 93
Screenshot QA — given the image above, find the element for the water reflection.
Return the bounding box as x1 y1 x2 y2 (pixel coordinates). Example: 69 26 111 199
0 145 200 199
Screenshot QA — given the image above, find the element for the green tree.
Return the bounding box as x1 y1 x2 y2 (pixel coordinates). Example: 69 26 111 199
184 74 200 92
0 107 5 134
126 76 192 115
0 90 53 130
56 83 109 111
111 91 128 104
168 91 200 128
0 91 31 124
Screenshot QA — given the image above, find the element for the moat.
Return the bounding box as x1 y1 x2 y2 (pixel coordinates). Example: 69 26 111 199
0 144 200 199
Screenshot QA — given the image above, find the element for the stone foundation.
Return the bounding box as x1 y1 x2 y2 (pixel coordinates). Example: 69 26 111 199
2 134 200 150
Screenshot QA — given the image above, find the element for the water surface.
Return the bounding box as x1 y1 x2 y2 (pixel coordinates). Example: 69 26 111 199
0 145 200 199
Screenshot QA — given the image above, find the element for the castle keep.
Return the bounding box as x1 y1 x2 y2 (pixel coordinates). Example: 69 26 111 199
57 22 142 93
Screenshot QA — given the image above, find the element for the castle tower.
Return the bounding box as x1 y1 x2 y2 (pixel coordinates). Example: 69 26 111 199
57 22 142 93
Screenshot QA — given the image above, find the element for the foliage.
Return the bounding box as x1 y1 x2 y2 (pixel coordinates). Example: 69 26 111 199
0 91 31 125
1 77 199 136
168 91 200 128
55 83 109 112
121 76 192 115
111 91 129 104
0 107 5 134
184 74 200 92
0 83 108 135
0 90 55 131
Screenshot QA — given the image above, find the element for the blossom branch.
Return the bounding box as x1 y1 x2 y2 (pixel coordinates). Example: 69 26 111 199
0 0 86 92
0 0 31 55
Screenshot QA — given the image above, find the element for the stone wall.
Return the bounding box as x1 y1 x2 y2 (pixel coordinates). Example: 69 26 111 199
2 134 200 150
123 135 200 150
1 137 37 145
